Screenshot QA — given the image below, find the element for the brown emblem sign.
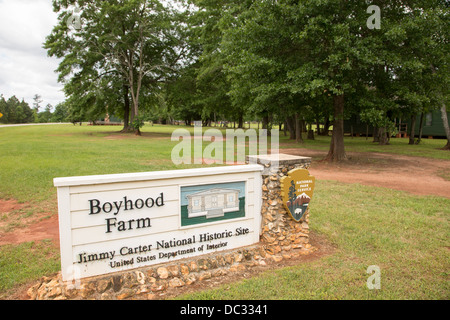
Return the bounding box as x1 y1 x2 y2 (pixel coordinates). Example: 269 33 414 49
280 168 315 222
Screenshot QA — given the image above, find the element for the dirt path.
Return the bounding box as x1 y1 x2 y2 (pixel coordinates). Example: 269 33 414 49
0 150 448 248
282 148 450 199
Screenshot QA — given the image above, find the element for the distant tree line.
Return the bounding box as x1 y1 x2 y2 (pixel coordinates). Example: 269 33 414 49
0 94 69 124
44 0 449 157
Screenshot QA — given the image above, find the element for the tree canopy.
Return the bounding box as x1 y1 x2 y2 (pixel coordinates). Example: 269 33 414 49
0 95 34 124
44 0 450 155
45 0 187 134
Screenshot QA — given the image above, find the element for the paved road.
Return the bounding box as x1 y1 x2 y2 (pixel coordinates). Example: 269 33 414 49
0 123 71 128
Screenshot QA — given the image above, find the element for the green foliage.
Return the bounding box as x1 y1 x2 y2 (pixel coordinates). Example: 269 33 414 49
0 94 34 124
131 115 146 131
45 0 187 129
165 63 203 124
360 108 398 137
50 103 70 122
42 0 449 148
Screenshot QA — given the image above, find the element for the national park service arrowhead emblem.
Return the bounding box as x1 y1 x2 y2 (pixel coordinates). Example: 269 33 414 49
280 168 315 222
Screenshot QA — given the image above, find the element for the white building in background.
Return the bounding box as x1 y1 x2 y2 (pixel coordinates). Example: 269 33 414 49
186 188 240 219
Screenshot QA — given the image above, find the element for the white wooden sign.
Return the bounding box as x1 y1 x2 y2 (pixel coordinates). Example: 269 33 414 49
54 165 263 281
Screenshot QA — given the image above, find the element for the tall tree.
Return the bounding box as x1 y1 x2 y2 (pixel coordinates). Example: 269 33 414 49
423 3 450 149
220 1 309 136
32 94 43 112
359 1 449 147
0 95 34 124
218 0 375 161
45 0 185 134
184 0 241 127
440 105 450 149
0 95 7 124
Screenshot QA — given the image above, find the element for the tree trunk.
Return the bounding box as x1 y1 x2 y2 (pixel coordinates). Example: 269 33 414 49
262 114 269 130
129 106 141 136
121 85 131 133
134 108 141 136
373 126 379 143
440 104 450 150
409 114 416 145
238 113 244 129
416 112 424 145
295 113 303 143
322 116 330 136
326 94 347 162
379 127 389 145
286 117 295 140
307 123 315 140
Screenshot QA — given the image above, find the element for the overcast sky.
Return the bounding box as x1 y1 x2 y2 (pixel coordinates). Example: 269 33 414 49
0 0 64 109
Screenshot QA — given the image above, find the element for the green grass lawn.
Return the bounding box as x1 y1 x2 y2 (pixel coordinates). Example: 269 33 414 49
279 134 450 160
0 124 205 203
177 181 449 300
0 124 448 299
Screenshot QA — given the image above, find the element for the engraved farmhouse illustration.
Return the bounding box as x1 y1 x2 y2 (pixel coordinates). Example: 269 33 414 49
180 182 246 226
186 188 240 219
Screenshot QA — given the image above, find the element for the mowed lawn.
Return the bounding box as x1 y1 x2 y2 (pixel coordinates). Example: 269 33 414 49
0 124 448 299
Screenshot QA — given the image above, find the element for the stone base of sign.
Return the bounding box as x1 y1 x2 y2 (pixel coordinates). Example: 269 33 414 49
28 153 316 300
247 154 314 260
28 243 315 300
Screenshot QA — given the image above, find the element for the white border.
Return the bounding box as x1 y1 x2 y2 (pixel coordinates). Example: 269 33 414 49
54 165 263 187
55 165 264 281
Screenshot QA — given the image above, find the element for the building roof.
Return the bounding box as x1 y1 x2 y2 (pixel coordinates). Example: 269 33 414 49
186 188 240 198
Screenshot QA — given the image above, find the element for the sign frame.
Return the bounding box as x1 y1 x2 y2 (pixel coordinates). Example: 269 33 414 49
54 165 263 281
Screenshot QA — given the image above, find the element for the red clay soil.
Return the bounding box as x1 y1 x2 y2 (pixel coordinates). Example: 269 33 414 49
0 149 448 248
0 214 60 247
283 148 450 199
0 198 59 247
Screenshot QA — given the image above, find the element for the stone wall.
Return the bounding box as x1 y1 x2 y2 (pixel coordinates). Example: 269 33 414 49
28 154 316 300
248 154 315 261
